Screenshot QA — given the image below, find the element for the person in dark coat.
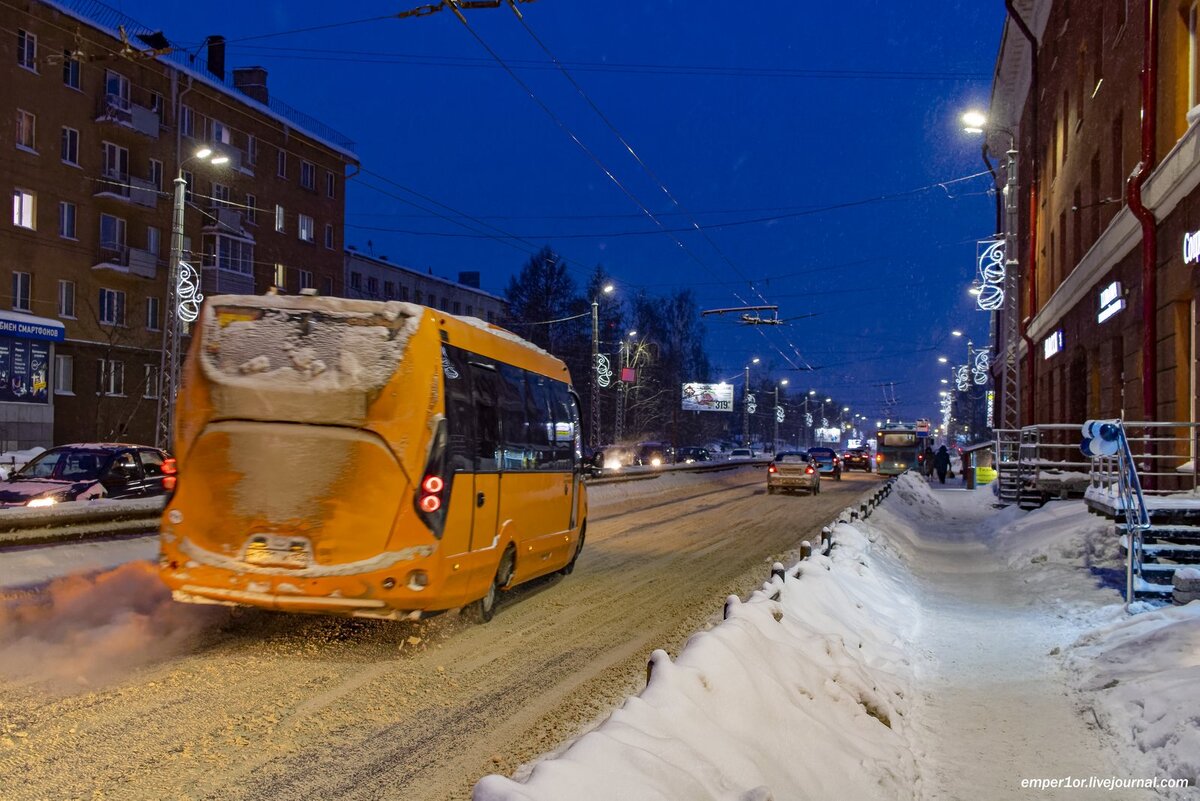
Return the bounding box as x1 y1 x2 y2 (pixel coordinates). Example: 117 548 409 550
922 445 935 478
933 445 951 484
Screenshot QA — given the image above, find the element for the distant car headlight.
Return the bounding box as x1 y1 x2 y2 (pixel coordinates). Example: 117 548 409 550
604 458 622 470
650 457 662 467
26 496 59 508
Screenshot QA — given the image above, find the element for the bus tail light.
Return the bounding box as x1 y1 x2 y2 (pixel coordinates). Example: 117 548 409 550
414 418 451 538
876 453 884 463
162 457 178 494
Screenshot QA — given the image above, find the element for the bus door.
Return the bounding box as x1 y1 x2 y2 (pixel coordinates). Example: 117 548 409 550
468 361 502 557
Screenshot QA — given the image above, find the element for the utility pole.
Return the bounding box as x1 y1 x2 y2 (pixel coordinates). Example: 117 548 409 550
590 297 600 449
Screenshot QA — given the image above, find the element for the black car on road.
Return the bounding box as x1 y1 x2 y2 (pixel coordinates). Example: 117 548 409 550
0 443 173 508
842 447 872 472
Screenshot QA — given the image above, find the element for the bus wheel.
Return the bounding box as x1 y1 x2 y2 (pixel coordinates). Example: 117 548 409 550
471 546 515 624
560 526 586 576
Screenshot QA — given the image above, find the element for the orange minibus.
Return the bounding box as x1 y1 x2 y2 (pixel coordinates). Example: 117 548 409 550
158 294 587 621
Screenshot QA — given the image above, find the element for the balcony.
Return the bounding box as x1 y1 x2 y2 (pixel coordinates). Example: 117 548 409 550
94 172 158 209
204 206 246 235
93 244 158 279
95 94 160 139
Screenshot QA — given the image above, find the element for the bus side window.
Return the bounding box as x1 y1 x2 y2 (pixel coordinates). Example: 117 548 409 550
549 382 577 470
498 364 530 471
525 373 555 470
443 345 475 473
470 363 500 471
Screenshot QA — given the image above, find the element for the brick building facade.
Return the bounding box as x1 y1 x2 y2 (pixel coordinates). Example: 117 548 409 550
989 0 1200 428
2 0 357 449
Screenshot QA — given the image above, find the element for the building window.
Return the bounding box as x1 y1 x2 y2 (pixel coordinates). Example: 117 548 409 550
366 276 378 296
273 263 286 287
384 280 395 299
54 354 73 395
104 70 130 106
210 119 231 145
149 159 163 191
97 359 125 396
1061 89 1070 161
99 213 126 250
182 170 194 203
147 297 161 331
245 193 257 224
16 109 36 151
277 149 287 178
466 304 473 316
17 30 37 72
61 126 79 164
441 297 449 310
147 226 160 256
180 105 195 137
350 271 362 291
12 271 31 311
400 286 410 302
453 301 461 314
298 214 314 242
413 289 422 304
62 50 80 88
202 234 255 274
99 288 126 326
58 279 75 318
274 204 285 233
322 276 334 296
12 189 35 229
326 171 336 198
212 182 231 207
300 161 316 190
149 91 163 116
299 270 313 290
58 201 76 239
1190 2 1200 110
246 134 257 165
143 364 159 398
324 223 334 249
103 141 129 182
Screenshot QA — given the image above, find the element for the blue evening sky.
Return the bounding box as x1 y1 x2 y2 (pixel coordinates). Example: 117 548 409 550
110 0 1005 422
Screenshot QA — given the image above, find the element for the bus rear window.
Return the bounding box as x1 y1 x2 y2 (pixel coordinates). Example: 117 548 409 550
202 297 418 393
878 432 917 447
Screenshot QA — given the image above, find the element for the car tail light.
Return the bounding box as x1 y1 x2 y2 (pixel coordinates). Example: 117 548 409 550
876 453 884 462
768 464 777 474
805 466 815 474
162 457 178 493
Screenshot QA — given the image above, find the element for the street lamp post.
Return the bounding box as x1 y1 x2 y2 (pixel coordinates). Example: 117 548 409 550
772 379 788 455
155 147 228 451
742 357 759 446
590 283 614 449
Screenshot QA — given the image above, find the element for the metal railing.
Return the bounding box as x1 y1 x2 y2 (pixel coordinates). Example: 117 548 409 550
1088 422 1200 496
1105 422 1152 607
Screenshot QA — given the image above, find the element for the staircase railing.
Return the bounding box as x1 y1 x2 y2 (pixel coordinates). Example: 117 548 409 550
1111 422 1152 608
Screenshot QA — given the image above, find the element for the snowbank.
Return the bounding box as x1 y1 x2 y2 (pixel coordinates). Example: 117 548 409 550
475 519 923 801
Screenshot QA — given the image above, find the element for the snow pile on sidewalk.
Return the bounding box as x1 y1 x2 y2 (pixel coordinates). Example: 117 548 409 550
1067 602 1200 789
475 520 923 801
0 560 223 689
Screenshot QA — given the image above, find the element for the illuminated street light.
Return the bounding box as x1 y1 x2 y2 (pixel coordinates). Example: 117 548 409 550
961 110 987 134
938 356 948 363
951 330 963 337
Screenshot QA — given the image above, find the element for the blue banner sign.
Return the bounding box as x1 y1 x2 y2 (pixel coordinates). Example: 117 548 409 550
0 316 65 342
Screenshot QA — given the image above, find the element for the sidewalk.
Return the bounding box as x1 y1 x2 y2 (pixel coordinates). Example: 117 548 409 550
879 481 1157 801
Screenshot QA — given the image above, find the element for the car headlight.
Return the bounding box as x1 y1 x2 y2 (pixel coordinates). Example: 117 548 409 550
650 457 662 467
26 496 60 508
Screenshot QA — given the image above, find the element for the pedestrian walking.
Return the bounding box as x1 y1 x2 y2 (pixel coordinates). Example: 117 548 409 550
934 445 951 485
922 445 935 479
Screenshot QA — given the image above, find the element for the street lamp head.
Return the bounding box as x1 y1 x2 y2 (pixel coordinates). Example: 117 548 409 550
210 156 230 165
752 357 760 364
824 397 832 403
194 147 213 159
602 284 615 294
941 378 949 384
628 330 637 337
808 389 816 396
961 110 987 134
968 286 982 296
780 379 789 386
951 330 963 337
938 356 948 363
842 406 849 412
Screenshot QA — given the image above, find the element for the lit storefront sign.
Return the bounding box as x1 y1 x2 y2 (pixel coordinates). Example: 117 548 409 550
1184 230 1200 265
1043 330 1064 360
1097 281 1124 323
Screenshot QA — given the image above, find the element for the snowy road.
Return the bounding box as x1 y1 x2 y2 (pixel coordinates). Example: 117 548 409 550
0 466 877 801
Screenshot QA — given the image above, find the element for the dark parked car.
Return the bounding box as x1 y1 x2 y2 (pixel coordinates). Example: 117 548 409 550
676 447 712 464
806 447 842 480
842 448 872 472
0 443 173 508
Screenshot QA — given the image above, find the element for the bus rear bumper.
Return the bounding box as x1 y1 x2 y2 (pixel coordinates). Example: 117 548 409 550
173 585 425 620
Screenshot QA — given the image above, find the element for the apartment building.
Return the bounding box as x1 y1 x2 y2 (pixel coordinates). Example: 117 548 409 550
988 0 1200 426
344 249 508 324
3 0 358 448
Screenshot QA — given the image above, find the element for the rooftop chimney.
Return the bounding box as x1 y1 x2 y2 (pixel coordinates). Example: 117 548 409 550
206 35 226 81
233 66 269 105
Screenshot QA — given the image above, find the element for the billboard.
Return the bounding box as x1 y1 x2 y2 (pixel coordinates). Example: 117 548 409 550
681 382 734 412
0 335 50 404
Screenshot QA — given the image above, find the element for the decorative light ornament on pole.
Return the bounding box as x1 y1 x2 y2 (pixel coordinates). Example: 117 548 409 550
155 147 229 451
590 283 614 448
772 379 787 454
962 109 1020 431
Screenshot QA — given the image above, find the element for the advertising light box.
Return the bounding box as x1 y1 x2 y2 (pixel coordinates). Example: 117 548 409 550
681 382 734 412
